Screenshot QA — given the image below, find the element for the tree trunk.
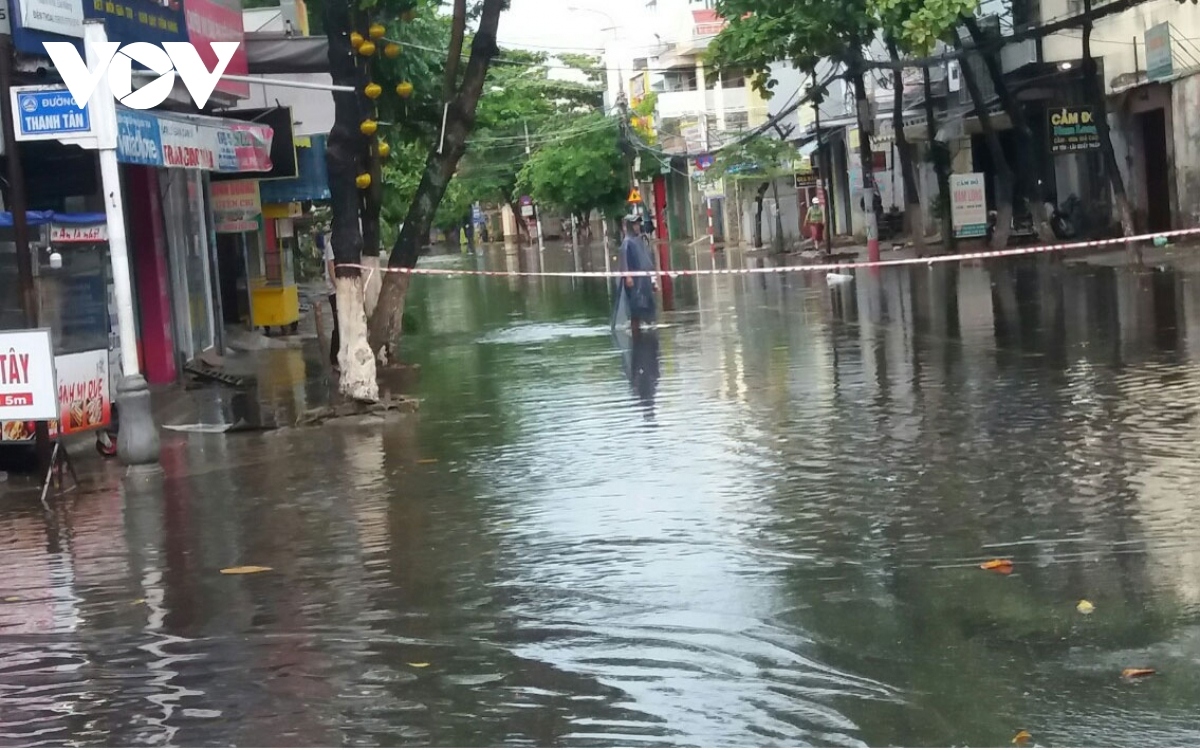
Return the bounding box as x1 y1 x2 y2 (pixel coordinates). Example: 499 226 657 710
955 35 1015 250
443 0 467 102
359 16 383 317
923 65 954 250
369 0 505 360
753 181 768 248
324 0 377 399
888 38 924 253
334 275 378 401
962 16 1053 242
770 178 785 252
848 50 881 262
1082 0 1138 261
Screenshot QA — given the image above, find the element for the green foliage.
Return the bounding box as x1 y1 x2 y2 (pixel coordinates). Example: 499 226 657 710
516 113 627 218
872 0 978 54
708 0 878 95
453 48 604 209
707 134 798 182
558 53 605 86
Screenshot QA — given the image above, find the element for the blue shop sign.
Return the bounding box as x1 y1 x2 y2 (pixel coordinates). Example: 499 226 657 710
81 0 186 44
12 88 92 140
115 110 163 165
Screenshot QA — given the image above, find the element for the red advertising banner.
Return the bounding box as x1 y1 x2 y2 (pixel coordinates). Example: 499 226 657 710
185 0 250 99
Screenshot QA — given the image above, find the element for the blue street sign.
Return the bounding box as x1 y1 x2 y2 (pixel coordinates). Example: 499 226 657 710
12 88 92 141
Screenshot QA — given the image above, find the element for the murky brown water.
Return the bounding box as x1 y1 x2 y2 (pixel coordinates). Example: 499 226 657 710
4 244 1200 746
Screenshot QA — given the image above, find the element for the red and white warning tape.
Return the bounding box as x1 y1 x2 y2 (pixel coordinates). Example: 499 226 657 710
338 228 1199 279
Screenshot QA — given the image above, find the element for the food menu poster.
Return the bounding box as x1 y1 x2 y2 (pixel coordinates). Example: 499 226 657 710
1 347 109 442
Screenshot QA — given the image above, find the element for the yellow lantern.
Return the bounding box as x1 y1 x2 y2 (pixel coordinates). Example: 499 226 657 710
357 40 376 56
364 82 382 99
349 31 364 48
395 81 414 98
360 119 378 135
377 141 391 158
369 23 386 39
384 42 401 58
356 173 372 189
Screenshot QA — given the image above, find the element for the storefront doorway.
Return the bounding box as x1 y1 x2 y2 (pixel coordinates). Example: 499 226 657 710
1139 108 1172 232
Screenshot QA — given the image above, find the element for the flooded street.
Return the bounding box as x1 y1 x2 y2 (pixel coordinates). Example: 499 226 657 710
4 244 1200 746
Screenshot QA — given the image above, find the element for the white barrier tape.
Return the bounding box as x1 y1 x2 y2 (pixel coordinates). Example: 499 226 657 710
335 228 1198 279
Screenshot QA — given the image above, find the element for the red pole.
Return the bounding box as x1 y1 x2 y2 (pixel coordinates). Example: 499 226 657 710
707 199 715 253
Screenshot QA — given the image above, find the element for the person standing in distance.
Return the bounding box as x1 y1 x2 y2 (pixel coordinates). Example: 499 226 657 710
320 230 340 370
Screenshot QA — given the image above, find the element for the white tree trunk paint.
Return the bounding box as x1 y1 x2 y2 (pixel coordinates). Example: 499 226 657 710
335 276 379 402
362 255 382 317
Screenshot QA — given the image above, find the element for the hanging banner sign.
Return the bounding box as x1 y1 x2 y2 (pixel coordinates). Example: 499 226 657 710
50 223 107 243
950 172 987 238
0 330 58 425
1048 106 1100 153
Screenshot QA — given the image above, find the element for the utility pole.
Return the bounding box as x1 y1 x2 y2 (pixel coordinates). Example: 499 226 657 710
85 21 159 466
812 71 834 256
0 31 51 467
523 120 544 252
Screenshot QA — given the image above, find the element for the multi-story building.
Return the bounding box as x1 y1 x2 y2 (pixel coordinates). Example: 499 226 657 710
1042 0 1200 232
606 0 770 243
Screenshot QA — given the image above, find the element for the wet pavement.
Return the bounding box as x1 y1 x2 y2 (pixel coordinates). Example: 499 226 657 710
4 241 1200 746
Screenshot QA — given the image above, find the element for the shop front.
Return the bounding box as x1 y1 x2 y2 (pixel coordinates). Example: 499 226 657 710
1 213 116 445
115 108 274 380
212 179 300 332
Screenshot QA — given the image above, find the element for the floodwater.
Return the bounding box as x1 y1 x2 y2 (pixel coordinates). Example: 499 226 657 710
4 242 1200 747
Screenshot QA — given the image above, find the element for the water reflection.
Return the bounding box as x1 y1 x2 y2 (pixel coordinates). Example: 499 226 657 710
3 247 1200 746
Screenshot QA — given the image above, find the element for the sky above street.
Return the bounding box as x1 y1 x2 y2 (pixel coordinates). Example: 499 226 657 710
496 0 653 54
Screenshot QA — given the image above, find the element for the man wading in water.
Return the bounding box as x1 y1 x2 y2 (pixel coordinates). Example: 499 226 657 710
613 214 658 332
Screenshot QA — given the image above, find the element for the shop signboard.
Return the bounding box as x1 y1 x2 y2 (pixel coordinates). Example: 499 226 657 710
50 223 107 242
1145 22 1173 82
10 86 93 141
0 330 58 439
0 0 12 34
950 172 987 238
19 0 83 38
53 348 110 435
211 179 262 233
184 0 249 98
81 0 186 44
1 347 110 441
1048 106 1100 153
114 109 274 174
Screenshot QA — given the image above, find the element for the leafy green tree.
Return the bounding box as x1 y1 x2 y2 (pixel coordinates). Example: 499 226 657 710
516 113 627 225
707 135 798 250
708 0 885 258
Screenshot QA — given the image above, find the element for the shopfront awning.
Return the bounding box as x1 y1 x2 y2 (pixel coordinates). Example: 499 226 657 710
246 33 331 75
115 108 274 174
0 211 106 227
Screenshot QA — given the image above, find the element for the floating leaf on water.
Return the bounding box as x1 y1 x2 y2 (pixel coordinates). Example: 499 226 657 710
3 596 20 603
1121 668 1156 679
1076 599 1095 614
980 559 1014 575
220 566 273 575
132 599 146 605
407 662 430 669
417 459 438 465
1012 730 1032 745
